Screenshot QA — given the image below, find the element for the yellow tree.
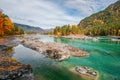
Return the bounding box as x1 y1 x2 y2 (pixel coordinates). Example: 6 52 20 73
3 16 14 35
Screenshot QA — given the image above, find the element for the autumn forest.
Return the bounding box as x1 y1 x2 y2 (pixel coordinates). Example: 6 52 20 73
0 10 24 37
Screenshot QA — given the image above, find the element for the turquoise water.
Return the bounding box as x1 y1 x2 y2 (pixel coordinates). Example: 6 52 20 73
13 36 120 80
54 38 120 80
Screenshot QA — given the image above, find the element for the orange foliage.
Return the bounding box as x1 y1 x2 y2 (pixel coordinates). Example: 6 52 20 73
0 12 4 36
0 11 15 36
3 17 14 34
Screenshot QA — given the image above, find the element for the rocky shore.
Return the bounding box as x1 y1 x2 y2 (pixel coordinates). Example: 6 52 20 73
0 45 34 80
21 38 88 61
61 35 99 41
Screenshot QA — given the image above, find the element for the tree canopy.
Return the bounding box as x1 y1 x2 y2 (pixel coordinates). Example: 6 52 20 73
0 11 24 37
50 25 83 36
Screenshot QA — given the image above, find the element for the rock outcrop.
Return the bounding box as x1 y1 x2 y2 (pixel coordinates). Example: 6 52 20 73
21 38 88 61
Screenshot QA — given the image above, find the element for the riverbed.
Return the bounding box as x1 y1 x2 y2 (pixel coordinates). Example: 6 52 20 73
11 35 120 80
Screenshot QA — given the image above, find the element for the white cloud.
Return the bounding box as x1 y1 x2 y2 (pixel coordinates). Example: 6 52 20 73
0 0 81 29
64 0 117 16
65 0 98 15
0 0 117 29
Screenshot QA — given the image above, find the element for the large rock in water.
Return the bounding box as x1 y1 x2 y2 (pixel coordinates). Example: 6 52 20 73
0 54 34 80
21 38 88 61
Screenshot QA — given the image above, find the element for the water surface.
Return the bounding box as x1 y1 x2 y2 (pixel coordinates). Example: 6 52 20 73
12 35 120 80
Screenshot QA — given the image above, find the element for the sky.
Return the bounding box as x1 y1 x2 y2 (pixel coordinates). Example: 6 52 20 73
0 0 118 29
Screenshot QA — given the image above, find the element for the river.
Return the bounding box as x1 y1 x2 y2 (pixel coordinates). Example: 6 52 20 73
12 35 120 80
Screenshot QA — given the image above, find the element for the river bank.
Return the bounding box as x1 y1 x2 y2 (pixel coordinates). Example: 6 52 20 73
49 34 120 42
0 45 34 80
49 34 99 41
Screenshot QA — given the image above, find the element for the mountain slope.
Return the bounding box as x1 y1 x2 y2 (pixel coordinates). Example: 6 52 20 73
15 23 45 33
78 0 120 36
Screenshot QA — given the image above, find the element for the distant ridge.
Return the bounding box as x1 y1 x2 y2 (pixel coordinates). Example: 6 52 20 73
15 23 45 33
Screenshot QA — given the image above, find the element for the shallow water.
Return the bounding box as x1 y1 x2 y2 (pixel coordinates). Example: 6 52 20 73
12 35 120 80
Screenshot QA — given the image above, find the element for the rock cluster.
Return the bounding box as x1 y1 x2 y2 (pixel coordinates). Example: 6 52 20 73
0 45 34 80
75 66 97 76
0 45 14 57
21 38 88 61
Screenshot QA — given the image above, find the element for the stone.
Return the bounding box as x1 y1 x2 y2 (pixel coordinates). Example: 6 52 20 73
0 54 34 80
21 38 88 61
75 66 98 76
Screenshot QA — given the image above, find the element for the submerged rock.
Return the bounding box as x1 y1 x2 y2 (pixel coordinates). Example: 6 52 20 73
75 66 97 76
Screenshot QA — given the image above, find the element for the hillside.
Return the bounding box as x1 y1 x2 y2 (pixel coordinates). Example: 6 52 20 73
14 23 45 33
0 10 24 37
78 0 120 36
15 23 54 34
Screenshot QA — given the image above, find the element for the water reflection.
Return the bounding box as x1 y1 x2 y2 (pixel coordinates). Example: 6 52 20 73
53 37 120 80
1 35 120 80
13 44 85 80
